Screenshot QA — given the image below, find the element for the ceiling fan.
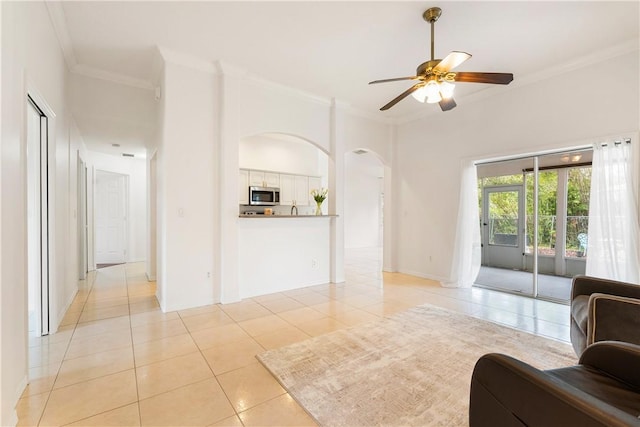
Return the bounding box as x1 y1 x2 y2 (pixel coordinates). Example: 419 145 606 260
369 7 514 112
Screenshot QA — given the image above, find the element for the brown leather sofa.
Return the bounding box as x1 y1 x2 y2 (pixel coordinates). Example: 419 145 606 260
570 275 640 356
469 341 640 427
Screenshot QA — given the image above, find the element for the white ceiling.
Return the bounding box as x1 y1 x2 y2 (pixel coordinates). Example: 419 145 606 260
56 1 639 150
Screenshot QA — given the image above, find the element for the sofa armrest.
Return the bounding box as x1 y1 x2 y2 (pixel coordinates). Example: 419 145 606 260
587 293 640 348
470 353 638 427
579 341 640 388
572 275 640 300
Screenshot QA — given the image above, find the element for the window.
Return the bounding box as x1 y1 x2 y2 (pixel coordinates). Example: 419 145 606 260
565 166 591 258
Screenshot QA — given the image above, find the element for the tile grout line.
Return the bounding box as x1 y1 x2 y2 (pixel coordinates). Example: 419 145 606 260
35 268 98 427
179 309 248 427
123 265 145 427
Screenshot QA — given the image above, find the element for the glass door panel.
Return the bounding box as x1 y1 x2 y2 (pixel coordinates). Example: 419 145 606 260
477 184 531 295
476 158 533 296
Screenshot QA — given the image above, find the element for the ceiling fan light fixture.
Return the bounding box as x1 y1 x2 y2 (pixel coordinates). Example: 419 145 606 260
425 80 442 103
426 93 442 104
411 85 428 103
369 7 513 112
439 81 455 99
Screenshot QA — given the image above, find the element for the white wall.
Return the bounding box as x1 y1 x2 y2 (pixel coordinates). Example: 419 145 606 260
344 152 384 248
69 73 156 157
157 59 217 312
344 114 392 164
395 50 640 282
89 151 147 264
240 134 325 176
239 79 331 153
238 218 331 298
1 1 74 424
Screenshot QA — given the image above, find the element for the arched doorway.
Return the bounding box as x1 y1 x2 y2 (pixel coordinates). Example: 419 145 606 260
344 149 387 279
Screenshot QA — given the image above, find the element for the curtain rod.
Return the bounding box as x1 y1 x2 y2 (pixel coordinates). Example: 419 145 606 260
599 138 631 147
476 146 592 166
476 138 632 167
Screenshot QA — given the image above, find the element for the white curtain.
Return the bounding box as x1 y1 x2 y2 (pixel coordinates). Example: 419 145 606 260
585 140 640 284
443 160 481 288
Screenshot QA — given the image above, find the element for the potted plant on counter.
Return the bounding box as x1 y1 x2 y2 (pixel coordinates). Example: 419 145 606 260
311 188 328 215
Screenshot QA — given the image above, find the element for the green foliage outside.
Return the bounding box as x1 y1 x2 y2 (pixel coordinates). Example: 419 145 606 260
478 167 591 257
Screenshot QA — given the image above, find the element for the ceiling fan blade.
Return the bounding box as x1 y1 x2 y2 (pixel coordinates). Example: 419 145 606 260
369 76 420 85
380 84 422 111
454 72 514 85
433 51 471 73
439 97 457 112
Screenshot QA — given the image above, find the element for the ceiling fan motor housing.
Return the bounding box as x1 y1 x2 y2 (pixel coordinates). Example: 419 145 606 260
423 7 442 23
417 60 441 76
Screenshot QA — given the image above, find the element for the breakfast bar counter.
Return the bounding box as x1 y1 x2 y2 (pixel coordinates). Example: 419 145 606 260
238 214 338 218
237 215 334 299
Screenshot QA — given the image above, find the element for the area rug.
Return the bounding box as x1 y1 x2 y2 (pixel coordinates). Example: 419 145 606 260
257 304 577 427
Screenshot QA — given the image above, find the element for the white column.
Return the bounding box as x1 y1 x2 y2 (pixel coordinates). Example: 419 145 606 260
216 62 246 303
383 124 397 272
155 49 217 312
329 99 348 283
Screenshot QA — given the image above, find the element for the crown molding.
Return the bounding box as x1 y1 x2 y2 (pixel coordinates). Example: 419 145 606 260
73 64 154 91
216 60 248 77
149 47 164 86
345 105 395 125
47 1 154 91
516 38 638 89
158 46 218 74
45 1 77 70
244 72 332 107
396 38 639 125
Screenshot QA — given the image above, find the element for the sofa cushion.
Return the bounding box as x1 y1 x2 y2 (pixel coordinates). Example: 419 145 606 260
571 295 589 335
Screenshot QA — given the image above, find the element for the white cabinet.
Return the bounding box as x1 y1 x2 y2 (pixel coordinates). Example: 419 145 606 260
248 170 279 188
241 168 321 207
239 169 249 205
249 170 265 187
265 172 279 188
295 175 309 206
279 174 295 205
280 174 310 206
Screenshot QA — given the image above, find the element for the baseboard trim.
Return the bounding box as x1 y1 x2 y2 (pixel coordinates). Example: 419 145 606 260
399 269 449 284
55 288 78 334
5 375 28 426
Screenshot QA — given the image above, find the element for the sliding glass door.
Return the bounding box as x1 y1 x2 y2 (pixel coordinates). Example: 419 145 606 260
476 150 591 302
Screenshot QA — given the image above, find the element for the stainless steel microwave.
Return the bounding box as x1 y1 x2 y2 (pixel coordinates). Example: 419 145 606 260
249 186 280 206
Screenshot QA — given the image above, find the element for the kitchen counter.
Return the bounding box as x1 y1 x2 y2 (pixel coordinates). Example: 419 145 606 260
239 214 338 218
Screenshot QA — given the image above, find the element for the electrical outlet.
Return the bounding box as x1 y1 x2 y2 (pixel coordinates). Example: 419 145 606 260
206 272 210 278
311 259 318 269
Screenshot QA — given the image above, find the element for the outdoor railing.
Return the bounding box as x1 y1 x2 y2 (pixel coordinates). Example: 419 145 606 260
487 215 589 257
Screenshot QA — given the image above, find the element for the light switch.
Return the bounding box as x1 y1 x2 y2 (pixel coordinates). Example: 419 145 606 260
178 208 184 217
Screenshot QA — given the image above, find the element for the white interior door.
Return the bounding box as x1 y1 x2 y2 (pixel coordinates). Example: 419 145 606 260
95 171 127 264
27 97 50 336
77 155 88 279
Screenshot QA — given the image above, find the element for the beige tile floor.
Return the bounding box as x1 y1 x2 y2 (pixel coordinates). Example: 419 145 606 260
20 249 570 426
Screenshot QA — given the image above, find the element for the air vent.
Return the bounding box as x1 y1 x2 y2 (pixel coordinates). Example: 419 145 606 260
122 153 134 157
354 149 368 155
112 143 121 147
